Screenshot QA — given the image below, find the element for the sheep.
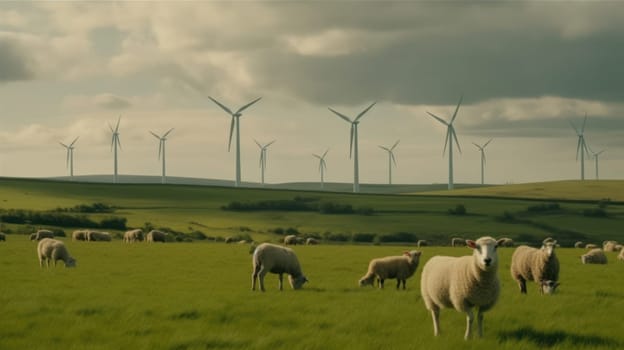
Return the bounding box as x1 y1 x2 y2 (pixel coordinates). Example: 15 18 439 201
37 238 76 268
420 237 505 340
146 230 167 243
585 243 598 249
510 240 560 295
225 237 235 244
417 240 428 247
451 237 465 247
542 237 555 244
602 240 619 252
0 232 5 241
123 229 144 243
30 229 54 241
581 249 607 264
359 250 422 290
86 231 112 242
497 238 514 247
615 244 623 252
618 248 624 261
251 243 307 292
574 241 584 248
72 230 88 241
305 238 319 245
283 235 298 245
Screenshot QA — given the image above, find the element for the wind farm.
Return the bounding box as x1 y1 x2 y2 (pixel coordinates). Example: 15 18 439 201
59 137 79 178
426 95 463 190
150 128 174 184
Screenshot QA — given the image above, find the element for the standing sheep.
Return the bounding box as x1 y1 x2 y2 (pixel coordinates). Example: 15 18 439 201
72 230 87 241
618 248 624 261
510 240 560 294
30 230 54 241
451 237 465 247
421 237 504 340
602 241 619 252
305 238 319 245
37 238 76 268
417 240 428 247
251 243 308 292
581 249 607 264
359 250 422 289
574 241 584 248
146 230 167 243
86 231 112 242
123 229 144 243
283 235 298 245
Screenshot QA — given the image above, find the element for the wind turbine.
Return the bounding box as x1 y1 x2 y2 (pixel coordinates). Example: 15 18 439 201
313 149 329 190
208 96 262 187
254 139 275 186
109 116 122 184
378 140 399 185
59 137 79 178
570 114 590 180
328 102 376 193
590 148 605 180
426 95 463 190
472 139 493 185
150 128 174 184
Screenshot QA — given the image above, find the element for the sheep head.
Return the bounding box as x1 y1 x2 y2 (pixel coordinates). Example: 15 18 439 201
540 280 560 294
467 236 501 271
289 275 308 290
541 240 557 257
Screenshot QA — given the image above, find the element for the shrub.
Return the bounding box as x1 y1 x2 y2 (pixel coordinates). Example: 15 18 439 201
285 227 299 235
189 231 207 240
378 232 418 243
318 202 354 214
527 203 560 212
448 204 466 215
583 208 607 218
356 206 374 216
352 232 377 243
323 232 350 242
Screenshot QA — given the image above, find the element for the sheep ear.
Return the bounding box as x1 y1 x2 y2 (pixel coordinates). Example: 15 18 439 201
466 240 476 249
496 238 506 247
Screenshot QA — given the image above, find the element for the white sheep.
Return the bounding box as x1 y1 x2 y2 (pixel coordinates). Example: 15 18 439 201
283 235 298 245
574 241 584 248
305 238 319 245
123 229 144 243
37 238 76 268
602 240 619 252
72 230 88 241
146 230 167 243
417 240 428 247
451 237 465 247
618 248 624 261
31 229 54 241
86 231 112 242
359 250 422 289
510 240 560 294
581 249 607 264
251 243 307 292
421 237 504 340
585 243 598 249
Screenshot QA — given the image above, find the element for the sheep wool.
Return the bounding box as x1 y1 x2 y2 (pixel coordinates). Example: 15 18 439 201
31 230 54 241
252 243 307 292
359 250 422 290
603 241 619 252
283 235 298 245
510 240 560 295
124 229 144 243
581 249 607 264
37 238 76 268
72 230 87 241
420 236 504 340
618 248 624 261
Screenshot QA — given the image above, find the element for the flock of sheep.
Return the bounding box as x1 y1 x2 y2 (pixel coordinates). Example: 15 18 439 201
3 229 622 340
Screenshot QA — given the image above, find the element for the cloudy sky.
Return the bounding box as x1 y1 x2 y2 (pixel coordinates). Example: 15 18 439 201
0 1 622 186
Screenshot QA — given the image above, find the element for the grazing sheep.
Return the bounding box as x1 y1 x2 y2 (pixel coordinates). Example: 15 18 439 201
574 241 584 248
585 244 598 249
86 231 112 242
421 237 504 340
251 243 307 292
283 235 298 245
581 249 607 264
72 230 87 241
305 238 319 245
618 248 624 261
225 237 235 244
123 229 144 243
497 238 514 247
602 241 619 252
30 230 54 241
146 230 167 243
417 240 428 247
0 232 5 241
37 238 76 268
359 250 422 289
451 237 465 247
510 240 560 295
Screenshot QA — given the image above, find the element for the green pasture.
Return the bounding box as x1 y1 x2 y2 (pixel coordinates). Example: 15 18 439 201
1 235 623 350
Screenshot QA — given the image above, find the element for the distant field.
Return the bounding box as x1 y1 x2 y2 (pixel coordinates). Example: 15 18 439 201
425 180 624 202
1 235 623 350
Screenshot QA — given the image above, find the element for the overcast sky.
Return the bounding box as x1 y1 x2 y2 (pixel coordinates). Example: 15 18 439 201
0 1 622 185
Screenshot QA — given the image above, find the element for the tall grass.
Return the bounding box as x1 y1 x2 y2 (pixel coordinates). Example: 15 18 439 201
1 235 623 350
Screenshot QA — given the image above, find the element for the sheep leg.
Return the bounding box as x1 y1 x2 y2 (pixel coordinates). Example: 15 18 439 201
379 278 384 289
518 278 527 294
251 265 261 291
431 308 440 336
476 309 484 338
258 268 268 292
464 309 474 340
396 279 401 289
278 273 283 291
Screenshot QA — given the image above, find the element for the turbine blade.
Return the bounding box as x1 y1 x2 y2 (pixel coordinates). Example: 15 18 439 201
236 97 262 114
349 124 354 159
150 131 160 139
66 149 70 167
379 145 390 152
391 152 397 166
70 137 79 147
163 128 174 138
322 149 329 158
265 140 276 148
391 139 400 150
450 95 463 123
208 96 233 115
576 138 582 160
581 113 587 133
426 112 449 126
451 127 461 153
117 136 122 150
110 135 115 151
108 123 114 133
328 107 353 123
59 142 68 148
158 141 162 160
472 142 481 150
259 150 263 168
313 154 322 160
228 117 235 152
254 139 262 148
443 128 450 156
115 116 121 132
354 101 376 121
483 138 493 148
569 120 580 135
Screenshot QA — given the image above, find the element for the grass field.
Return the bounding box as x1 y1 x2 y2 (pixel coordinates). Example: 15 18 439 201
1 235 623 350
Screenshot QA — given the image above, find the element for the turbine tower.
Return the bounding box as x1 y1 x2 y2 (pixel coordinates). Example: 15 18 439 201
472 139 493 185
426 95 463 190
328 102 376 193
313 149 329 190
378 140 399 185
208 96 262 187
150 128 174 184
570 114 590 180
254 139 275 185
590 148 605 180
59 137 79 178
109 116 122 184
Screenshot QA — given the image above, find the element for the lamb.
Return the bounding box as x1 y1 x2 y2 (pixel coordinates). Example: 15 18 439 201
72 230 87 241
305 238 319 245
420 237 504 340
417 240 428 247
251 243 307 292
451 237 465 247
283 235 298 245
574 241 584 248
146 230 167 243
37 238 76 268
510 240 560 294
602 240 619 252
581 248 607 264
123 229 144 243
30 229 54 241
86 231 112 242
359 250 422 289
